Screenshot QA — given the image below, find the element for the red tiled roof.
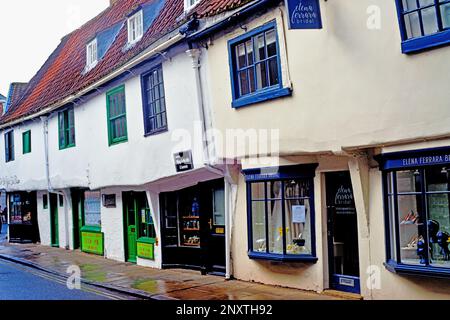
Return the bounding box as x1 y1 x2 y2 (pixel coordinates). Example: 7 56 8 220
2 0 254 125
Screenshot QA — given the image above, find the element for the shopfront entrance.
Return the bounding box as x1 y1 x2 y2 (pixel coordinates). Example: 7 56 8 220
160 179 226 275
8 192 39 243
326 171 360 294
49 193 59 247
123 191 156 263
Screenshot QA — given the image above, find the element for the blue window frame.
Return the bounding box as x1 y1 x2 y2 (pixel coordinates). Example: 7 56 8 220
396 0 450 53
377 146 450 279
141 65 168 136
243 164 318 262
228 21 291 108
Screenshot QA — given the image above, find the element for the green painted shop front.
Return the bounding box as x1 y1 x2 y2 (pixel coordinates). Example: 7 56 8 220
71 189 104 256
122 191 156 263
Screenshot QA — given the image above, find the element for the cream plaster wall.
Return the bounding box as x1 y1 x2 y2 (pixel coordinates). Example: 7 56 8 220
205 0 450 159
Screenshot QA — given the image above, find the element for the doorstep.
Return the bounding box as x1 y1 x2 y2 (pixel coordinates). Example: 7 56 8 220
322 289 363 300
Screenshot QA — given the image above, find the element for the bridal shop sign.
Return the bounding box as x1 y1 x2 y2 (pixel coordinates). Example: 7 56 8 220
285 0 322 29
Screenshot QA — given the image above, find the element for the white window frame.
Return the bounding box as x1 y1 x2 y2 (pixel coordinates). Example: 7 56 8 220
86 38 98 70
127 10 144 45
184 0 201 12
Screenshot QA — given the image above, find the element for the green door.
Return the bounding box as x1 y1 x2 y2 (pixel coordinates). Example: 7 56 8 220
49 193 59 247
124 193 137 263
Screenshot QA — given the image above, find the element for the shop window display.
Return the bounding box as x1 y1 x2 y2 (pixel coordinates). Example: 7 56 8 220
386 167 450 268
246 168 317 262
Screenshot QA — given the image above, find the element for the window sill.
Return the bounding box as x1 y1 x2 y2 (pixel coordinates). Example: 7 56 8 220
385 260 450 279
401 29 450 54
59 144 76 151
232 87 292 109
80 225 102 233
137 237 156 244
248 251 318 263
109 137 128 147
144 127 168 138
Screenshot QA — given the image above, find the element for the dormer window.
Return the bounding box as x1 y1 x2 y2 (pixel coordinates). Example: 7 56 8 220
184 0 200 12
127 10 143 45
86 38 98 70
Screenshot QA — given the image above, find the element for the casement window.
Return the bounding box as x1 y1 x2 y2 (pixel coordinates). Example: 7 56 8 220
86 38 98 70
141 65 168 136
127 10 143 45
378 147 450 278
83 191 101 227
106 85 128 146
58 107 76 150
396 0 450 53
228 21 291 108
243 164 318 262
4 130 14 163
22 130 31 154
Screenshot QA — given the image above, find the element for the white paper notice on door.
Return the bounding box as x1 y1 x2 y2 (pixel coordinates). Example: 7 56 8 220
292 205 306 224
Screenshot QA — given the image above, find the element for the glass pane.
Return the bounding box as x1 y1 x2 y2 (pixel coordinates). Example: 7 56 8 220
213 188 225 226
84 191 101 226
403 0 418 10
245 40 254 65
256 62 268 90
428 196 450 268
404 12 422 39
268 200 283 254
285 197 311 255
419 0 435 7
421 7 439 35
266 29 277 57
251 183 265 200
388 195 397 261
441 3 450 28
396 170 421 193
267 181 282 199
252 201 266 252
238 70 250 96
398 194 425 265
255 34 266 62
268 58 279 87
236 44 246 69
285 179 311 199
248 68 256 93
426 166 450 191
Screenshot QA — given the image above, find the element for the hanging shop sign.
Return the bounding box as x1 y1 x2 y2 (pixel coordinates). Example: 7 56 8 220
174 151 194 173
285 0 322 30
81 230 104 256
137 239 155 260
102 194 117 208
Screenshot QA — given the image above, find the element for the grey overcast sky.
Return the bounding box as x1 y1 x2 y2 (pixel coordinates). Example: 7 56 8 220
0 0 110 96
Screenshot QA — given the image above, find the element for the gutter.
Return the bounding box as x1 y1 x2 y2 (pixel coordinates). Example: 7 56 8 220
187 0 282 42
0 32 184 130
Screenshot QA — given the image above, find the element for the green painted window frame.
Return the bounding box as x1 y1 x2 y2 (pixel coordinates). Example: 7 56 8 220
22 130 31 154
58 107 76 150
106 85 128 146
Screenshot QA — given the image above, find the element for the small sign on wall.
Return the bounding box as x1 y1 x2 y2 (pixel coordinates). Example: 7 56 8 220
137 241 155 260
102 194 116 208
285 0 323 30
174 151 194 173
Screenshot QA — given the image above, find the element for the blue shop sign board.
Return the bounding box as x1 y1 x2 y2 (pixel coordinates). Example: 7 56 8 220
378 147 450 170
285 0 322 30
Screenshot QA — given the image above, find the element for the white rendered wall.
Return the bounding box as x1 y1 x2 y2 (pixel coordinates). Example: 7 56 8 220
36 191 51 246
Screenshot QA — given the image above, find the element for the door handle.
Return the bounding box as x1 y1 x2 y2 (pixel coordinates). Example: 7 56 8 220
208 219 213 230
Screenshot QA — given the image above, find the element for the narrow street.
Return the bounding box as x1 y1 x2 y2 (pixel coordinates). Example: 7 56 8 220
0 225 134 300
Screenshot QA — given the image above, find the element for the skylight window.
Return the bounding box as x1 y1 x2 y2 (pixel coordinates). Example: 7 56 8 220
127 10 144 45
86 38 98 70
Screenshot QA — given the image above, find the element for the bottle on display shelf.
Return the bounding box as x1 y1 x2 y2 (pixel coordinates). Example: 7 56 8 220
192 197 200 217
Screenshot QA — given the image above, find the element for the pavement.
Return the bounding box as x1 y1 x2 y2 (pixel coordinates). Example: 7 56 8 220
0 225 344 300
